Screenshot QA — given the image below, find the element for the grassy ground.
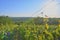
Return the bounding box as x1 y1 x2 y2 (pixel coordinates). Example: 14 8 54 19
0 23 60 40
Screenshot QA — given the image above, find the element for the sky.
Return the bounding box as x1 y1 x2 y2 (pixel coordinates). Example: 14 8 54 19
0 0 60 17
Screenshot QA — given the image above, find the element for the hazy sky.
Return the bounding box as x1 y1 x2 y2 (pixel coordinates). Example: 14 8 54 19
0 0 60 17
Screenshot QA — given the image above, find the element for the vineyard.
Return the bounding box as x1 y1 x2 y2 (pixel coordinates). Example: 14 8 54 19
0 16 60 40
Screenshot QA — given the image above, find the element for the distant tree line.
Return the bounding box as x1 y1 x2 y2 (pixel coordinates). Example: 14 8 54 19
0 16 13 25
32 17 60 25
0 16 60 25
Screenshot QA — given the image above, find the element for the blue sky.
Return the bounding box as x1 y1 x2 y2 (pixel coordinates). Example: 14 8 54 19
0 0 60 17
